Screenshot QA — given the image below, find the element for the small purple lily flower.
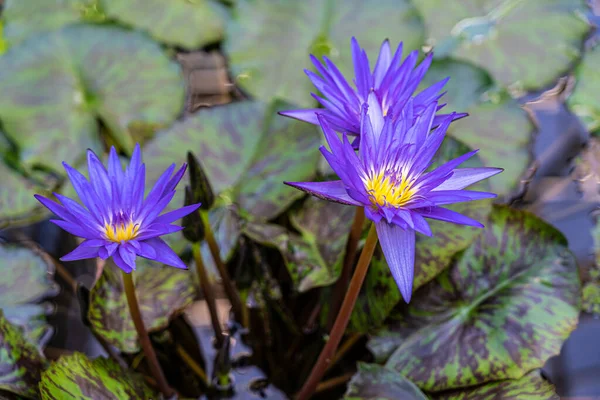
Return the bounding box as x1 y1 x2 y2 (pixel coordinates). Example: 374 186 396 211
34 144 201 273
280 37 466 144
285 98 502 303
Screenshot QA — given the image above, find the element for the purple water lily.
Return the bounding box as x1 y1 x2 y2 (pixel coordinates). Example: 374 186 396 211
35 144 200 273
280 37 466 144
285 98 501 302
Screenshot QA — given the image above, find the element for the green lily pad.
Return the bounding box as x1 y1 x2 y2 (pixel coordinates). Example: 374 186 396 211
0 24 185 173
344 363 428 400
0 162 48 228
0 243 58 346
0 21 7 55
244 195 355 292
87 258 195 353
435 370 558 400
377 206 580 391
99 0 227 49
1 0 105 48
582 282 600 315
568 45 600 135
224 0 424 107
38 352 155 399
448 92 533 197
419 59 494 112
415 0 589 92
0 311 47 399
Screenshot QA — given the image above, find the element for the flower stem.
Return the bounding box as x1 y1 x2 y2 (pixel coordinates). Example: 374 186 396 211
201 211 248 327
192 242 225 346
121 271 174 398
296 223 378 400
327 208 365 330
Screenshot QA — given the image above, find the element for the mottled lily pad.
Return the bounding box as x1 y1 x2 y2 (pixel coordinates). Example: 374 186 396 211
0 162 48 228
244 196 354 292
38 352 155 400
87 258 195 353
377 206 580 391
416 0 589 91
344 363 428 400
0 243 58 346
0 311 47 399
99 0 227 49
435 370 558 400
582 282 600 314
225 0 425 107
447 92 533 197
1 0 104 48
568 45 600 135
0 24 185 173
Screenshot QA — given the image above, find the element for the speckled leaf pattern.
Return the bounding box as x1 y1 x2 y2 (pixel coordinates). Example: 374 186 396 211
244 196 354 292
225 0 424 107
448 92 533 197
0 311 47 399
1 0 101 47
87 259 195 353
568 45 600 135
0 243 57 346
0 24 184 173
0 162 47 228
344 363 428 400
418 59 493 112
435 370 558 400
39 352 155 399
99 0 227 49
381 206 580 391
416 0 589 91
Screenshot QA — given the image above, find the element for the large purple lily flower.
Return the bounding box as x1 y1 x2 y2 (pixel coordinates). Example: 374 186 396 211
279 37 466 143
285 98 501 302
34 144 201 273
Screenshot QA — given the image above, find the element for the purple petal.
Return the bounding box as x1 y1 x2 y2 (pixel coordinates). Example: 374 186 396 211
98 242 118 259
137 241 157 260
86 150 111 201
62 162 107 222
434 168 503 191
278 109 322 126
411 212 432 237
112 249 134 273
60 241 102 262
107 146 124 189
417 206 484 228
164 163 188 194
284 180 361 206
143 238 187 269
119 244 137 271
427 190 497 205
153 203 202 225
373 39 392 87
135 224 184 241
35 194 77 223
375 222 415 303
50 219 98 240
128 143 142 175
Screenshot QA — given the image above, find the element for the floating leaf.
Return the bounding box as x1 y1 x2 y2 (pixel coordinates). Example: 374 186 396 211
416 0 589 91
448 92 533 197
344 363 428 400
0 24 185 172
0 21 6 54
225 0 424 106
244 196 354 292
0 311 47 399
99 0 227 49
0 243 57 346
38 353 155 399
87 258 195 353
568 45 600 135
435 370 558 400
377 206 580 391
0 162 48 228
582 282 600 315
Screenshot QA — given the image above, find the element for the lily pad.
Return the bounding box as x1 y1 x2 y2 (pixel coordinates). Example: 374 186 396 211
0 311 47 399
87 258 195 353
0 162 48 228
244 195 354 292
568 45 600 135
99 0 227 49
1 0 104 48
344 363 428 400
435 370 558 400
415 0 589 91
38 352 155 399
0 24 185 173
0 243 58 346
377 206 580 392
447 92 533 197
582 282 600 314
224 0 424 107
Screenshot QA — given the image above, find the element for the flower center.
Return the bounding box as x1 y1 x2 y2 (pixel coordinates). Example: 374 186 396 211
104 221 140 242
365 171 415 207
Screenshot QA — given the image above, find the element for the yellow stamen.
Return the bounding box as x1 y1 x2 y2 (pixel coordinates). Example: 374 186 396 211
104 221 140 242
365 170 415 207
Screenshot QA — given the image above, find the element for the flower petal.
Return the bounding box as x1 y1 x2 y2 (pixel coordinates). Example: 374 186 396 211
50 219 98 240
119 244 137 271
284 180 361 206
153 203 202 225
427 190 497 205
375 222 415 303
433 167 504 191
278 109 322 126
143 238 187 269
417 206 484 228
112 249 134 273
60 241 101 262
